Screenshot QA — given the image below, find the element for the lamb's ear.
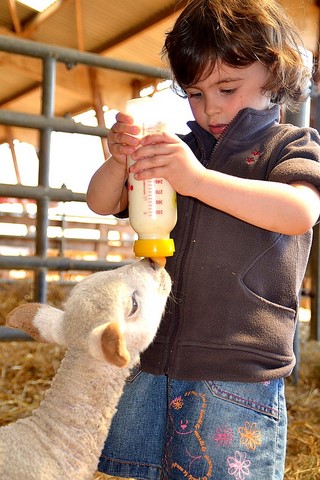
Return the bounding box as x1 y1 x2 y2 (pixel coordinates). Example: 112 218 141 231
88 322 130 367
6 303 66 345
6 303 47 342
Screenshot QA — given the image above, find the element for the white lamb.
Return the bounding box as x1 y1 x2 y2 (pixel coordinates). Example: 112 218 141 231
0 258 171 480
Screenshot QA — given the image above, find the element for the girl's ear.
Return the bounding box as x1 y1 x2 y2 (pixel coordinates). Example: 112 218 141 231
88 322 131 367
6 303 66 345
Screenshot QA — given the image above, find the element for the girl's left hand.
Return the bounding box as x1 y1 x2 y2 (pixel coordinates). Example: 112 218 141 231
129 132 206 196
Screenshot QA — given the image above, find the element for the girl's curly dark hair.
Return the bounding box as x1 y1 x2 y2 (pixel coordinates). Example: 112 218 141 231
163 0 311 111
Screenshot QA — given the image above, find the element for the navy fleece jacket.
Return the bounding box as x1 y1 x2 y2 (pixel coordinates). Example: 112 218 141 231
140 105 320 382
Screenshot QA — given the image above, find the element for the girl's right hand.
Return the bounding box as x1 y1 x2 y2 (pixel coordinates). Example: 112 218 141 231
107 111 141 164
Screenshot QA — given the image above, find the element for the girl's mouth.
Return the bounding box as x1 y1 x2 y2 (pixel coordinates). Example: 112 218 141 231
209 124 228 136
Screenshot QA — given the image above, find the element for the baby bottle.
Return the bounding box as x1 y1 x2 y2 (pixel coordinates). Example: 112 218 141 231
126 96 177 262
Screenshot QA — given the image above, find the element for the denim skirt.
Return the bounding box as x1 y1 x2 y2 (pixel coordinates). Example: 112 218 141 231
98 369 287 480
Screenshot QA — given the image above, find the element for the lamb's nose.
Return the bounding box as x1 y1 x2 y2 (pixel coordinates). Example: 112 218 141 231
149 257 167 269
149 258 158 270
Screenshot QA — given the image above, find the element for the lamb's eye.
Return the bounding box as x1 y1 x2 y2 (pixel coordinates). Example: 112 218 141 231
129 292 139 316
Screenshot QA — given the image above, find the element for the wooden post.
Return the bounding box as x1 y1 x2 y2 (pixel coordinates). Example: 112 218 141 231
310 224 320 340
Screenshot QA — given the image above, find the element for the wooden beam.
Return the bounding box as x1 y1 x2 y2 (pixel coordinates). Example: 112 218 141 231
75 0 85 52
5 126 29 213
88 68 110 160
7 0 22 34
6 126 22 184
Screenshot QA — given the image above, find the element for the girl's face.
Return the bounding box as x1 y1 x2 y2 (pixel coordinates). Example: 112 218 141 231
184 61 272 139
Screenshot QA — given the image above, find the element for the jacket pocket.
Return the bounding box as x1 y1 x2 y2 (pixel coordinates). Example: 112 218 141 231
240 234 300 311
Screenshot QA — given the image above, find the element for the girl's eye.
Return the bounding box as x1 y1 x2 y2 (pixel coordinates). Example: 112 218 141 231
129 292 139 316
220 88 236 95
187 92 202 99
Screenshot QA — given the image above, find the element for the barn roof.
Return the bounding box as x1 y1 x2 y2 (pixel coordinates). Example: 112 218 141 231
0 0 189 145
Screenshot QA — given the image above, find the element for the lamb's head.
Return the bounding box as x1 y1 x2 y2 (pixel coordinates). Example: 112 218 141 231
6 258 171 368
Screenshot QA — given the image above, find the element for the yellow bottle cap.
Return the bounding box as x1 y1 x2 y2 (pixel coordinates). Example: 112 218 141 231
134 238 175 258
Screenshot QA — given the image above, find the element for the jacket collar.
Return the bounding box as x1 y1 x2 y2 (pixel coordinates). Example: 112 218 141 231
187 105 280 145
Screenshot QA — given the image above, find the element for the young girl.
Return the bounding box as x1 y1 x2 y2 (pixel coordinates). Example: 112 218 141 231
87 1 320 478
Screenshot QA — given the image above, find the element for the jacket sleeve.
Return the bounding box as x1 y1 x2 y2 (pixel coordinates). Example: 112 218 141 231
268 126 320 190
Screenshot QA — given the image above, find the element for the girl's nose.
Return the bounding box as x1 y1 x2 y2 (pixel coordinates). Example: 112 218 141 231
204 98 220 117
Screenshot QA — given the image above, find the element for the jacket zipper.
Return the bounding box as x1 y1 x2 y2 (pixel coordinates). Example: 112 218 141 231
164 129 216 375
164 199 199 375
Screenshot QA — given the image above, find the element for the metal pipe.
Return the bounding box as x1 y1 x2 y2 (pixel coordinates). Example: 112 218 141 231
0 327 33 341
35 55 56 302
0 35 170 79
0 256 131 270
0 110 109 136
0 183 85 202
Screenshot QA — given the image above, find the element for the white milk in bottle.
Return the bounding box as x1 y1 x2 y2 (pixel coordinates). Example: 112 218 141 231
126 97 177 261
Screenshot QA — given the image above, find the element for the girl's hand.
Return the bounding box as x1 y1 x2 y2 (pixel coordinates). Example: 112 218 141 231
107 112 141 164
129 132 206 196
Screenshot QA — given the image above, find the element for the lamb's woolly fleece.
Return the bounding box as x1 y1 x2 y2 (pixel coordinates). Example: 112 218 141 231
0 259 171 480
